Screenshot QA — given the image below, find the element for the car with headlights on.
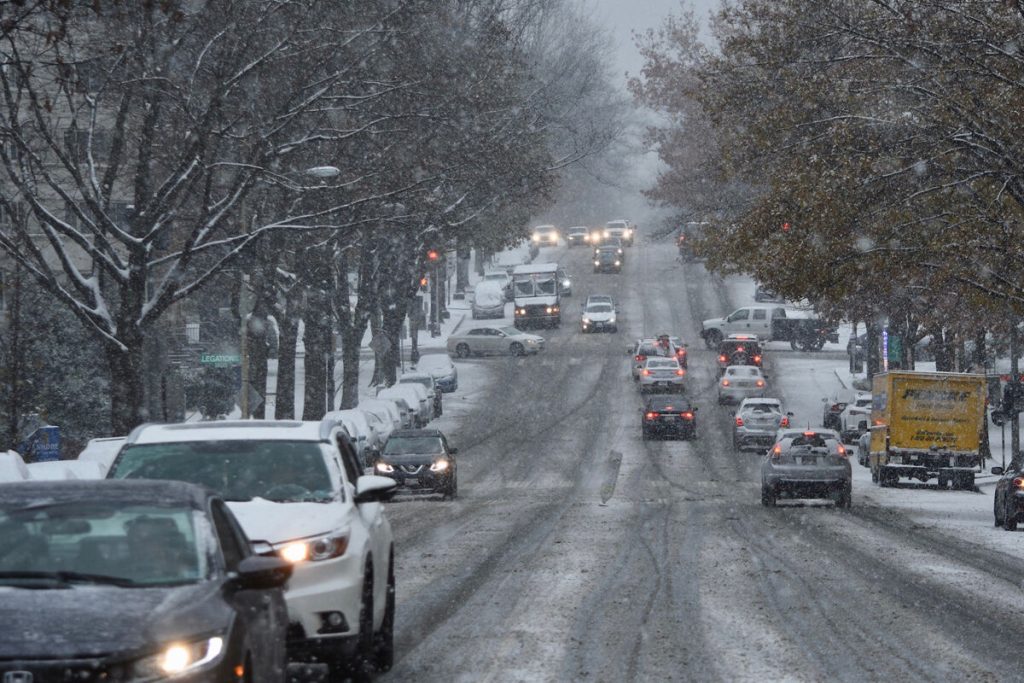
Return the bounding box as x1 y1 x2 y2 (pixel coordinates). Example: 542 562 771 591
566 226 589 246
447 325 545 357
638 357 686 393
605 219 634 246
531 224 559 246
594 246 622 273
733 398 791 452
581 301 618 333
373 429 458 498
0 479 292 682
761 430 852 507
718 365 767 404
107 419 398 680
593 236 625 258
641 394 697 440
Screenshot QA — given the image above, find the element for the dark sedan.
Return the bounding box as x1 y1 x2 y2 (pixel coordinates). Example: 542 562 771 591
991 465 1024 530
641 395 698 440
0 480 291 682
374 429 458 498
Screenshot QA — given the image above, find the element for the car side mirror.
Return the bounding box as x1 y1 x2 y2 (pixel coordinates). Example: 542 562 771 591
354 475 398 504
626 346 633 355
232 555 293 591
787 411 795 417
992 466 1005 476
449 447 459 455
692 406 699 412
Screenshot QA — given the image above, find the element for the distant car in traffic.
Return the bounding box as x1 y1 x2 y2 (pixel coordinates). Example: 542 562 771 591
718 365 767 404
638 357 686 393
566 226 589 246
630 338 678 380
762 431 852 508
733 398 791 452
593 247 622 273
581 301 618 333
716 334 763 374
605 219 634 246
374 429 458 499
655 333 688 368
0 479 292 682
557 267 573 296
531 224 559 246
991 464 1024 530
585 294 615 309
593 236 624 257
822 390 872 432
447 325 545 357
641 394 697 440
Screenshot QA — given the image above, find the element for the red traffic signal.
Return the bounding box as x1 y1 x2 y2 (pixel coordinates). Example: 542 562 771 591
419 276 429 291
427 249 440 261
781 222 792 233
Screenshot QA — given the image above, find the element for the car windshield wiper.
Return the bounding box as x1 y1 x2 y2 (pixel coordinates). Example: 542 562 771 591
0 570 141 588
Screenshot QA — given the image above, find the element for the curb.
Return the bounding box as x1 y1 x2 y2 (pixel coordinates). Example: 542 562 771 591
833 368 849 390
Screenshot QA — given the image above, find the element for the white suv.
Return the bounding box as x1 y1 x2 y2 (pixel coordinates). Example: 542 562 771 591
106 419 397 678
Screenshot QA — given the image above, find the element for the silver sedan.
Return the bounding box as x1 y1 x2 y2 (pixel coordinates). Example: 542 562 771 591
447 326 545 358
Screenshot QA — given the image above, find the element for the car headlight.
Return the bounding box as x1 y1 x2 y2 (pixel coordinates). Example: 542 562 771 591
430 459 450 472
532 235 540 242
376 462 395 473
134 636 224 680
609 315 616 323
278 532 350 564
526 338 538 344
604 230 611 237
563 279 571 287
614 261 620 266
594 260 600 266
582 317 591 324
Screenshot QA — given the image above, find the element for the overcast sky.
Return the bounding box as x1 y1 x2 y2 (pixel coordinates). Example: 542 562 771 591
585 0 719 84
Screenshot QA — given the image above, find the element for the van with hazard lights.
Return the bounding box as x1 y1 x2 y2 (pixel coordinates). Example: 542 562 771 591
511 263 561 329
868 371 987 490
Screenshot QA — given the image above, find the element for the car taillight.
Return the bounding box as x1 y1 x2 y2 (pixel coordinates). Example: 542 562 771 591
803 431 816 437
771 445 782 457
718 355 728 362
645 412 658 420
676 369 685 376
837 444 848 457
780 416 789 427
753 355 762 363
642 369 651 376
681 411 693 419
635 354 646 362
1014 477 1024 490
735 416 744 427
722 379 730 386
676 348 686 356
756 380 765 387
736 346 744 352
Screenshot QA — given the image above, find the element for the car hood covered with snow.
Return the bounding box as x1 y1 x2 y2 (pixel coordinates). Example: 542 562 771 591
0 581 230 659
228 498 350 545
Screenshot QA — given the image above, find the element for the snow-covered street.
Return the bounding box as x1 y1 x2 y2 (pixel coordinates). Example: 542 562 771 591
377 236 1024 682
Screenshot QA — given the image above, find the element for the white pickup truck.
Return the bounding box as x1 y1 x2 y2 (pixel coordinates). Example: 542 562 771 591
701 305 838 351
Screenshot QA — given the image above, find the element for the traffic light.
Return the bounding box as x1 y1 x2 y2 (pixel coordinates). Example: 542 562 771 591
419 276 429 291
782 222 792 234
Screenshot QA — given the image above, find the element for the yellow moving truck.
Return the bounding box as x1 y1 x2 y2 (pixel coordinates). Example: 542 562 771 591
869 371 987 490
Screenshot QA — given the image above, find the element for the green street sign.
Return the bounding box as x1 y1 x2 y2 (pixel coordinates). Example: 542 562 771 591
200 353 241 366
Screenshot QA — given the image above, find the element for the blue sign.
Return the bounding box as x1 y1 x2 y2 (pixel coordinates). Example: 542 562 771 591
23 426 61 462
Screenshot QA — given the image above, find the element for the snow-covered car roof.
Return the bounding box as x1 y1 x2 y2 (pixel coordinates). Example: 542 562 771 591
128 420 325 445
511 262 558 275
415 354 454 372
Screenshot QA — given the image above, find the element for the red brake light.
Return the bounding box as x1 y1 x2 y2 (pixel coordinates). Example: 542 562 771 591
735 416 744 427
736 346 744 352
676 369 685 376
753 355 762 363
803 431 816 437
635 354 646 362
780 416 789 427
1014 477 1024 490
771 445 782 457
718 355 728 362
681 411 693 419
645 412 658 421
642 369 651 376
756 380 765 387
837 444 848 457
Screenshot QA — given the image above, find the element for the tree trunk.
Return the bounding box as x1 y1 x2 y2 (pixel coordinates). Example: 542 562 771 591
275 299 300 420
3 266 23 446
302 289 329 420
972 327 988 372
106 337 147 434
866 321 881 380
248 309 270 419
933 328 954 372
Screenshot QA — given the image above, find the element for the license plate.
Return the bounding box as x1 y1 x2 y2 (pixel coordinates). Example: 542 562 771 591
797 457 816 465
404 477 419 487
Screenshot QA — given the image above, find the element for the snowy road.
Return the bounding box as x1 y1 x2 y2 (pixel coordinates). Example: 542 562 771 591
379 238 1024 682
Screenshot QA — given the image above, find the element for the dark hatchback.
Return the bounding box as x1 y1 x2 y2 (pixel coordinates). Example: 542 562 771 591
0 480 291 682
641 395 698 440
374 429 458 498
593 247 621 273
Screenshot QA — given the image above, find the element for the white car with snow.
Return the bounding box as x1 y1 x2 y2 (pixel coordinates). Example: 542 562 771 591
359 398 405 434
76 435 127 476
581 300 617 333
471 280 507 319
107 419 398 678
377 384 431 427
838 403 871 444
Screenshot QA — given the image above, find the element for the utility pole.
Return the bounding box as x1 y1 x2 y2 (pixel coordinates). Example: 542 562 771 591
239 273 253 419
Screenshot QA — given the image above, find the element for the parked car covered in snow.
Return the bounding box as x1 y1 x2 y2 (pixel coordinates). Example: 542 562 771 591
413 353 459 393
471 280 507 319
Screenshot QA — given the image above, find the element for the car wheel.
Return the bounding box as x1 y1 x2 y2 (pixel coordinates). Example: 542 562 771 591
510 342 525 356
837 484 852 509
374 552 396 672
761 486 776 507
1004 501 1018 531
610 326 618 333
455 343 471 358
641 427 649 441
704 330 722 349
344 564 376 682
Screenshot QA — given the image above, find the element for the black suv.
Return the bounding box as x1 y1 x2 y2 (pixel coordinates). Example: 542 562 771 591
716 336 764 374
374 429 458 499
594 246 621 273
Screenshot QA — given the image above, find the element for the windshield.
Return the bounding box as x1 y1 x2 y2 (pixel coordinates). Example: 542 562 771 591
384 436 444 455
110 441 334 503
0 502 207 587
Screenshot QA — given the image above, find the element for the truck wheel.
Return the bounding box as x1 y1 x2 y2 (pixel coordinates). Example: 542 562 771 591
704 330 722 349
